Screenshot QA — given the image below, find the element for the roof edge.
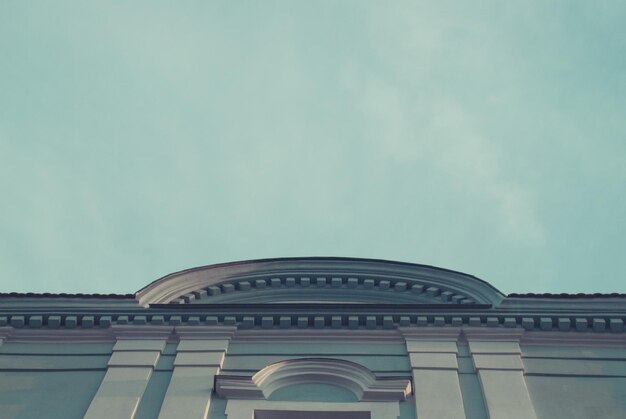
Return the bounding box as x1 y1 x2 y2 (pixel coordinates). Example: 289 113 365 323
0 292 134 299
135 256 506 306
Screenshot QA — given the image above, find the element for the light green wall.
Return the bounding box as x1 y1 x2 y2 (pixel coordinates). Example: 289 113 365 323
0 371 105 419
527 376 626 419
2 338 626 418
135 371 173 419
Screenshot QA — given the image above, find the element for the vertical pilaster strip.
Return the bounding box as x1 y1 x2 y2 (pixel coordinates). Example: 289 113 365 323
158 326 236 419
401 328 466 419
465 329 537 419
84 338 166 419
0 327 11 347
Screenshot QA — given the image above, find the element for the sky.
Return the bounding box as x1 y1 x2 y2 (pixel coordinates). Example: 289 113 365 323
1 1 625 295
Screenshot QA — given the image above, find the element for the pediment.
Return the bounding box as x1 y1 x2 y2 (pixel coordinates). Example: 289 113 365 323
135 257 504 307
215 358 411 402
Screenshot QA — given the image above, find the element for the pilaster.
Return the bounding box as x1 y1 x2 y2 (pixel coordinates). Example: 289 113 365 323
158 326 236 419
400 328 466 419
464 328 537 419
84 336 167 419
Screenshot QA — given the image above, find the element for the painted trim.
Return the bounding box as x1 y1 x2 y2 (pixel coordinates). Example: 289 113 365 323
135 258 504 306
1 312 625 333
216 358 411 402
465 330 538 419
84 338 167 419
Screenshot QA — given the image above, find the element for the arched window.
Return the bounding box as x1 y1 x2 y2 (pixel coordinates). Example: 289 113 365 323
215 358 412 419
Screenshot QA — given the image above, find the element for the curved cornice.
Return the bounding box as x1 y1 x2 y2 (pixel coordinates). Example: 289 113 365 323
215 357 412 402
135 257 505 307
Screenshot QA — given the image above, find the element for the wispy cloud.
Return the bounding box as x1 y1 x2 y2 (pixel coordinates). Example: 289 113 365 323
1 2 625 294
345 67 545 246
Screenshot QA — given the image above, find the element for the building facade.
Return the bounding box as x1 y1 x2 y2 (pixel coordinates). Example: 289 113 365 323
1 257 625 418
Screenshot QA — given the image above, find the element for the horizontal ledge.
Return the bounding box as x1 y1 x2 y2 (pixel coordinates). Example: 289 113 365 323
0 368 107 372
149 303 493 310
525 373 626 378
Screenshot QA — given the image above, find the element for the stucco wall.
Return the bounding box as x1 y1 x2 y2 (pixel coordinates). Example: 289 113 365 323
523 344 626 419
0 342 111 419
1 329 626 419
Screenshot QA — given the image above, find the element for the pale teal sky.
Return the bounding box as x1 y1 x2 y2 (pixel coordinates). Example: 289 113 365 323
1 1 625 294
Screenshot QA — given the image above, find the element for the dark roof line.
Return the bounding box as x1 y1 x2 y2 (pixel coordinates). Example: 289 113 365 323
0 292 134 299
2 292 625 300
508 292 626 299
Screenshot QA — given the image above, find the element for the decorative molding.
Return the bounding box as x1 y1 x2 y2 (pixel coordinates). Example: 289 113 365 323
463 329 538 419
172 325 237 341
462 327 525 342
84 337 167 419
216 358 412 402
158 330 234 419
0 313 625 333
404 332 466 419
0 325 237 343
0 322 626 347
521 330 626 346
2 258 624 333
135 258 503 306
231 328 405 343
166 277 477 306
400 327 462 342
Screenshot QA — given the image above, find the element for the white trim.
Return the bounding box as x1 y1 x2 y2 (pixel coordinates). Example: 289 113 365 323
84 338 166 419
216 358 411 402
232 328 404 343
466 332 538 419
136 258 503 306
158 336 231 419
522 330 626 346
401 328 466 419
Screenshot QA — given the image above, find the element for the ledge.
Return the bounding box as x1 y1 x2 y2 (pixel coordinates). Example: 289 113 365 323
215 357 412 402
135 257 505 306
0 313 624 333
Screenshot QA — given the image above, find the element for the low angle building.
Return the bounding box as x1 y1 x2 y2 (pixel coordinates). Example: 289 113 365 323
1 257 625 418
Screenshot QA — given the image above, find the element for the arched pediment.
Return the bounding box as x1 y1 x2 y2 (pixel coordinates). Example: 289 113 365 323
135 257 504 307
215 358 412 402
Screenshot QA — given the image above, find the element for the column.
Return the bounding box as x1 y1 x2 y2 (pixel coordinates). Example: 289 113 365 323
401 328 466 419
85 338 166 419
0 325 11 347
158 326 235 419
465 329 537 419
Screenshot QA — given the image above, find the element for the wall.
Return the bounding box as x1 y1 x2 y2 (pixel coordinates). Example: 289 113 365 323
1 327 626 419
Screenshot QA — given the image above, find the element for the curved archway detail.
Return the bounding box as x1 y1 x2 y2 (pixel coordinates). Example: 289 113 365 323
215 358 412 402
136 257 504 307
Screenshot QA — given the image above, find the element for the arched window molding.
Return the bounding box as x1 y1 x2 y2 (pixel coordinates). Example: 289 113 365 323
215 358 412 402
216 358 411 419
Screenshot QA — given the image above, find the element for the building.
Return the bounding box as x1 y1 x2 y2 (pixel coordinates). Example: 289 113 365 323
1 257 625 418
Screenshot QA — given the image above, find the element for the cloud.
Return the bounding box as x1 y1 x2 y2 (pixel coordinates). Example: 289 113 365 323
340 10 547 247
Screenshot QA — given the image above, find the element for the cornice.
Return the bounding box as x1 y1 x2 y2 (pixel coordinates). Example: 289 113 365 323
215 357 412 402
0 312 624 333
498 297 626 311
0 297 140 310
521 330 626 347
231 328 405 343
0 325 237 343
461 327 525 342
135 258 505 307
